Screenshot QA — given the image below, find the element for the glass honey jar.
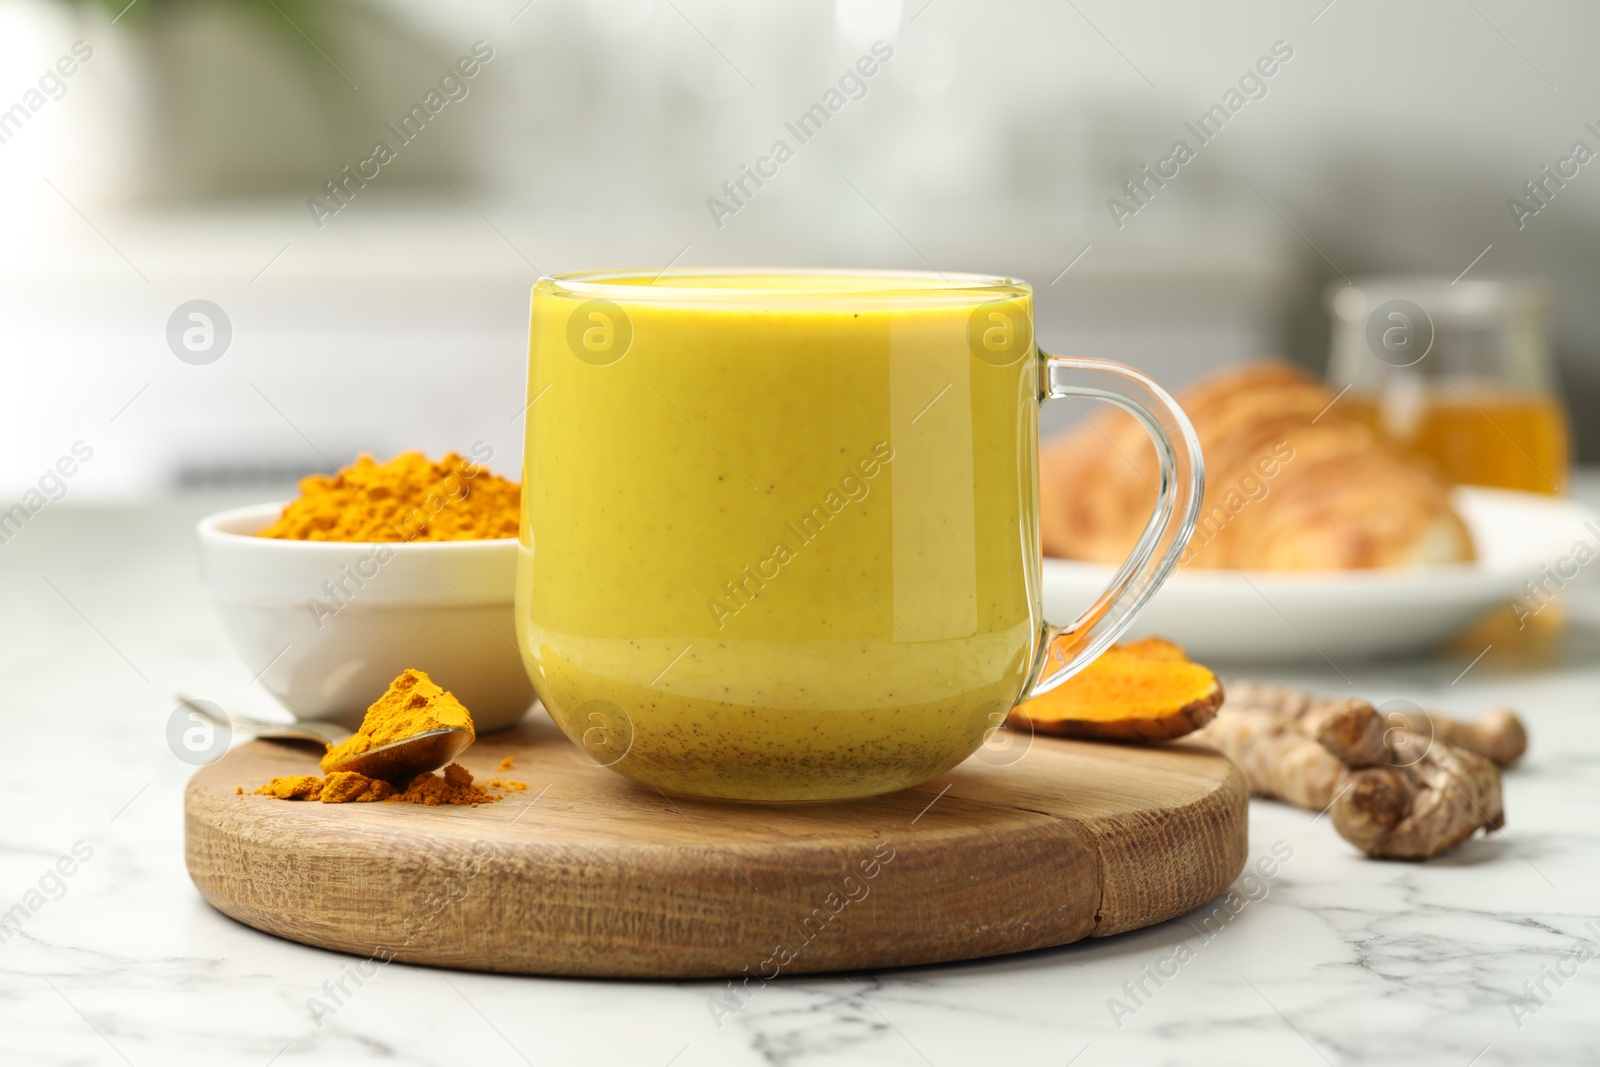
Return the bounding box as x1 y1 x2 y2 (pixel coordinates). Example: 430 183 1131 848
1327 278 1570 495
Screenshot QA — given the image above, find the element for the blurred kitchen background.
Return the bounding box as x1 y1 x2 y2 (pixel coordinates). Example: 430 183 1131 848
2 0 1595 499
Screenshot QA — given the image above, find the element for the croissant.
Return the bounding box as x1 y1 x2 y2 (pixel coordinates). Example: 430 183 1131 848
1040 361 1475 570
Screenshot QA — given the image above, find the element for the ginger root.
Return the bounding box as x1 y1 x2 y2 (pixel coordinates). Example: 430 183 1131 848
1193 682 1516 859
1382 705 1527 767
1187 705 1345 809
1333 747 1503 859
1008 637 1224 742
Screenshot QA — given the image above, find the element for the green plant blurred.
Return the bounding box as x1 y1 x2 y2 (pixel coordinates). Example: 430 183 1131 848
57 0 371 54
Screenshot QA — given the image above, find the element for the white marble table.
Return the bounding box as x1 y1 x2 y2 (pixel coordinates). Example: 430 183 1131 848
3 490 1598 1066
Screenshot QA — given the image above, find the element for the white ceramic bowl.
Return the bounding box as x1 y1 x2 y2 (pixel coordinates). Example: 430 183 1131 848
197 503 535 732
1043 487 1600 663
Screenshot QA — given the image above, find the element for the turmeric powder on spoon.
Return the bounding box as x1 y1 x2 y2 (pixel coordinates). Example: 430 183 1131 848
319 670 474 772
249 670 522 806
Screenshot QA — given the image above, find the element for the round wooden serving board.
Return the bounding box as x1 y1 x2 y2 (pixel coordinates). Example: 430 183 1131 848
186 717 1247 978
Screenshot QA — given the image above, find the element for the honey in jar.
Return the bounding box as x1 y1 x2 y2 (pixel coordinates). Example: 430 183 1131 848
1345 384 1569 495
1327 279 1571 495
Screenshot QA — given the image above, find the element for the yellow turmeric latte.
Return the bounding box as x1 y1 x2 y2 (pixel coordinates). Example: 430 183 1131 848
521 272 1041 801
258 451 519 541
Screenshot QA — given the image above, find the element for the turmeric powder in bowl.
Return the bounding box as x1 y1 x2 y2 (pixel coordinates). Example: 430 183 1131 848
258 452 519 542
199 454 533 730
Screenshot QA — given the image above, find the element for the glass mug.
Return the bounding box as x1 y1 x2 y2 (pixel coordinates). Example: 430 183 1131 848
517 270 1202 801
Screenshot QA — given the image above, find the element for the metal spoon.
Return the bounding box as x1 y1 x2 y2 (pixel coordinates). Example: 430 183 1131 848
178 696 474 782
326 727 474 781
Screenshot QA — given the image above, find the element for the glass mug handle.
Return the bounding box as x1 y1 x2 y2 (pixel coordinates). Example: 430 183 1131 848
1024 355 1205 700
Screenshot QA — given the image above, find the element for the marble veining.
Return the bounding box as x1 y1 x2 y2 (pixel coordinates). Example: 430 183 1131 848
2 496 1598 1066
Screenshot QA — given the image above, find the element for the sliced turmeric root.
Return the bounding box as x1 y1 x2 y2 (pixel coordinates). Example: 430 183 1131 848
1008 637 1224 742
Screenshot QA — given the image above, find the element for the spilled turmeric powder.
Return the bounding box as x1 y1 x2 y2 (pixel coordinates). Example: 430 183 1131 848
254 772 394 803
253 775 328 801
321 669 474 773
253 763 517 806
393 763 501 806
257 451 519 542
320 772 396 803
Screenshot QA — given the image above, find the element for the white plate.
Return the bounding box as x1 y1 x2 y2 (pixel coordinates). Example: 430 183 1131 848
1042 487 1600 663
